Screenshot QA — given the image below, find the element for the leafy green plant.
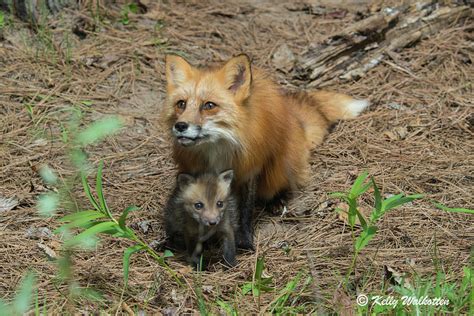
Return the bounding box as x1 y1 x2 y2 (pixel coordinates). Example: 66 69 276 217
268 271 307 314
238 256 311 314
0 272 36 315
242 256 274 298
330 171 423 288
120 3 139 25
56 161 180 287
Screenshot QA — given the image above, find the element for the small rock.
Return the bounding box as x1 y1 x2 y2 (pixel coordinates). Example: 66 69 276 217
25 226 53 239
162 307 177 316
149 239 164 250
272 44 296 73
32 138 48 147
138 220 151 234
202 285 213 294
388 102 407 110
170 289 184 304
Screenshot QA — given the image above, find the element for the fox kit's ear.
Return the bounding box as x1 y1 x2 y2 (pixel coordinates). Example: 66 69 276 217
165 55 194 89
221 54 252 99
177 173 195 188
218 169 234 187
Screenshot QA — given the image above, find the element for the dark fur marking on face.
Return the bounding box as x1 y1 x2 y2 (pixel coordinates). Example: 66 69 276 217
204 176 219 205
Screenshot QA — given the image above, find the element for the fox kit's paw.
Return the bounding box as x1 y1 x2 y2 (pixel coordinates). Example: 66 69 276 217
223 255 237 268
236 232 255 251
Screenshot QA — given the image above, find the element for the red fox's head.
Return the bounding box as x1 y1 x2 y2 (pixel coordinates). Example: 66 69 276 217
177 170 234 226
164 54 252 147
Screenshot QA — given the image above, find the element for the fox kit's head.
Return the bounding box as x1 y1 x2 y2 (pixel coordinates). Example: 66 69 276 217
164 54 252 147
177 170 234 226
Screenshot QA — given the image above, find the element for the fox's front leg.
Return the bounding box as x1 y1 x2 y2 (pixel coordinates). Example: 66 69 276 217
184 233 201 268
237 178 256 250
221 225 237 267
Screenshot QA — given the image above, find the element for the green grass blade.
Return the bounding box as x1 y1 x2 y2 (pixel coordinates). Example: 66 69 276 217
196 285 209 316
355 226 377 252
216 299 238 316
65 221 119 247
354 208 368 230
95 161 110 217
328 192 347 200
123 244 145 288
13 272 36 315
81 172 101 212
270 272 302 313
119 205 140 230
372 177 382 212
348 199 358 228
58 210 105 223
432 201 474 214
55 212 106 233
384 194 423 212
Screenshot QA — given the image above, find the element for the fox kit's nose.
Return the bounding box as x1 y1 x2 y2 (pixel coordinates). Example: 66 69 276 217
208 219 218 226
174 122 189 132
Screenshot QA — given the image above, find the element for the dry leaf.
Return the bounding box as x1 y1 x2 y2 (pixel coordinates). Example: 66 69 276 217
0 196 19 212
37 243 57 259
383 126 408 140
25 226 53 239
332 288 354 316
384 266 413 289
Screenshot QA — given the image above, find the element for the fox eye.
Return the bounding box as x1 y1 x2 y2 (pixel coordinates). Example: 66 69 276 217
202 101 216 110
216 201 224 208
176 100 186 110
194 202 204 210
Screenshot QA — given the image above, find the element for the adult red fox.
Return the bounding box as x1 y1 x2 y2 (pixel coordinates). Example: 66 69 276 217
163 54 368 249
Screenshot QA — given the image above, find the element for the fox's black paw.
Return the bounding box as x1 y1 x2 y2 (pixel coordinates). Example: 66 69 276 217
237 234 254 251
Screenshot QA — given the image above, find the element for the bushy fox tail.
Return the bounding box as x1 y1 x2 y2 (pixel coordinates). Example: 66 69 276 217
308 90 369 122
293 90 369 147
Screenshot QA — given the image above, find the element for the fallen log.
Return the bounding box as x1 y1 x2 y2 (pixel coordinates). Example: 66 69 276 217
294 2 472 87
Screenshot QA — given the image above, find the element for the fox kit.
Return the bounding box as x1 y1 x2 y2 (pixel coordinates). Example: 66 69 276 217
163 54 369 249
165 170 239 267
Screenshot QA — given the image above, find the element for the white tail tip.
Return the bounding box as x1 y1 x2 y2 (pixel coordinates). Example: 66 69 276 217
345 99 370 118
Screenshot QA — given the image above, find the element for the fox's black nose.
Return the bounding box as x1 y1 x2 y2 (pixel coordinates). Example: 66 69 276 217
208 219 217 226
174 122 189 132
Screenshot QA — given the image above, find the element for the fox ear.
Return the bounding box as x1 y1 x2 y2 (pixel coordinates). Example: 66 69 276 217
221 54 252 99
165 54 194 88
218 169 234 186
177 173 195 188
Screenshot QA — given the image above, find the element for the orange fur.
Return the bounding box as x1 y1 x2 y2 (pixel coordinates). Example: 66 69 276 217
163 54 368 200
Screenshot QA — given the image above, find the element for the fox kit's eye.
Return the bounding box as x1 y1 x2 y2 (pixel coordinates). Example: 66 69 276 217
202 101 216 111
194 202 204 210
216 201 224 208
176 100 186 110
